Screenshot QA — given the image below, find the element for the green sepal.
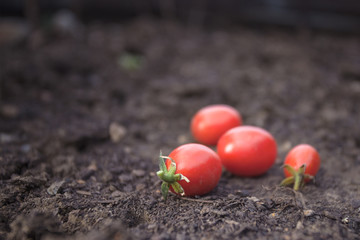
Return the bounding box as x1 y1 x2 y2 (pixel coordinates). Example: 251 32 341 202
280 176 295 186
156 150 190 201
179 174 190 183
282 164 297 177
171 182 185 196
161 182 170 201
281 164 314 191
159 151 166 172
168 161 177 175
156 170 164 179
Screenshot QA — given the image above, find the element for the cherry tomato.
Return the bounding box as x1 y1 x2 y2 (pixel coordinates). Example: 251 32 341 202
191 104 242 146
281 144 321 190
157 143 222 199
217 126 277 177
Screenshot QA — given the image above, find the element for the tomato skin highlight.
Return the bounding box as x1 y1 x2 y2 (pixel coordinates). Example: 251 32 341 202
283 144 320 182
217 126 277 177
165 143 222 196
191 104 242 146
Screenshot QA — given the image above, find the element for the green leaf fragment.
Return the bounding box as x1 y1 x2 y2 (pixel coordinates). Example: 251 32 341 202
118 53 143 71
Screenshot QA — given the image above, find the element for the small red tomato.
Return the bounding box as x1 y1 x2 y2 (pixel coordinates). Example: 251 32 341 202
281 144 321 190
217 126 277 177
191 104 242 146
157 143 222 200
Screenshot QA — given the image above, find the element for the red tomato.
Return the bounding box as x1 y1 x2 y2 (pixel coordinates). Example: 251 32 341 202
165 143 222 196
284 144 320 179
282 144 320 190
191 104 242 146
217 126 277 177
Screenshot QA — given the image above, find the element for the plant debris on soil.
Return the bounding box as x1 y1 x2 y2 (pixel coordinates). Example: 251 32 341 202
1 17 360 240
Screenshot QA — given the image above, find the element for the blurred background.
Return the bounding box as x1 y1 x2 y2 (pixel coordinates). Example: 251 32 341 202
1 0 360 32
1 2 360 239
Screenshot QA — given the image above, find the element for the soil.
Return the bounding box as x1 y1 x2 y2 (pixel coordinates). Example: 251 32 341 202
1 17 360 240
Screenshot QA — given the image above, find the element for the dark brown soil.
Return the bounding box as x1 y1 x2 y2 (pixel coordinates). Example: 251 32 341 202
1 18 360 240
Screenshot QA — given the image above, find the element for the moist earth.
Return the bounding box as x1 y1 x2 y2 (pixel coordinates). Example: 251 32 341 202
0 18 360 240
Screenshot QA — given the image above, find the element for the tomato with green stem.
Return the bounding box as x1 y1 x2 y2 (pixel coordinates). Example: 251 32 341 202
217 126 277 177
191 104 242 146
281 144 321 190
157 143 222 200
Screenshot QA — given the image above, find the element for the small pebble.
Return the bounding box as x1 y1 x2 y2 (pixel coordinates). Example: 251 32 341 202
111 190 125 198
101 170 113 182
136 183 146 191
263 198 274 209
109 122 127 143
0 133 17 144
88 162 98 171
296 221 304 229
47 180 65 195
227 193 236 199
175 233 187 240
351 199 360 209
303 209 315 217
132 169 146 177
323 210 338 220
118 174 133 183
279 141 292 153
0 104 19 118
123 185 133 192
64 192 72 199
234 190 250 197
76 190 91 196
148 223 157 229
341 216 349 224
248 196 260 202
52 9 82 35
124 146 132 154
177 134 188 144
0 20 29 47
20 144 31 153
80 168 95 180
76 179 86 184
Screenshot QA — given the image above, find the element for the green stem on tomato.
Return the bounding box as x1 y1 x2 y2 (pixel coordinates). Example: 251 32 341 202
293 169 303 191
280 164 314 191
156 151 190 201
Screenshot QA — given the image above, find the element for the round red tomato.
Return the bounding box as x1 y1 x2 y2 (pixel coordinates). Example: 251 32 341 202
191 104 242 146
283 144 320 182
217 126 277 177
165 143 222 196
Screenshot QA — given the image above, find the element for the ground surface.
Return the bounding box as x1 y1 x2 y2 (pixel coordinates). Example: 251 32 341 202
1 17 360 240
